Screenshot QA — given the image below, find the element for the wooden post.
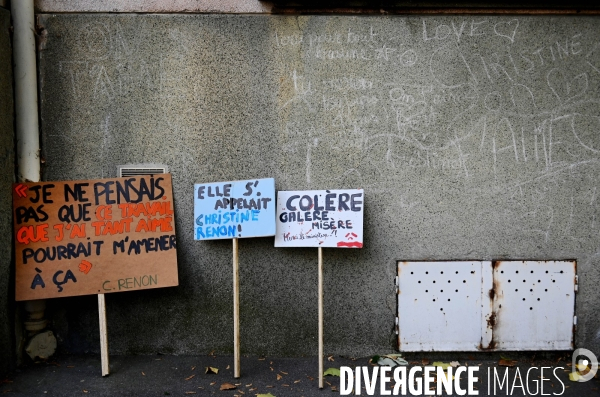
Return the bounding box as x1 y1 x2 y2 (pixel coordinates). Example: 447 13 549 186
233 238 240 378
318 246 323 389
97 294 109 376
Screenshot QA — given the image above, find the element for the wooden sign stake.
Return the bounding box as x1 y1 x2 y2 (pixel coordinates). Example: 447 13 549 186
195 179 276 379
318 246 324 389
233 238 241 378
275 189 364 390
97 294 109 376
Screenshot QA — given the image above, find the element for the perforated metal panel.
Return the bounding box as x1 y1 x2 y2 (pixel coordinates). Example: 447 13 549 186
397 260 576 351
397 261 491 351
117 164 168 177
492 261 576 350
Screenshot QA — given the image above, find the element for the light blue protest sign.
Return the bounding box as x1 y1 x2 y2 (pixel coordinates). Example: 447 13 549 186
194 178 275 240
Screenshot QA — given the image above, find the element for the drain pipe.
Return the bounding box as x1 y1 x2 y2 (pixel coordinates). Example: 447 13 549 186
12 0 55 361
12 0 39 180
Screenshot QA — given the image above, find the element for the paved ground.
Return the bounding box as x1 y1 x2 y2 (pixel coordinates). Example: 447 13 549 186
1 354 598 396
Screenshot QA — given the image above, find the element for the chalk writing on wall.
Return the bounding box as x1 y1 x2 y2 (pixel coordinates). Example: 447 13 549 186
194 178 276 240
269 17 600 247
275 189 364 248
13 174 179 301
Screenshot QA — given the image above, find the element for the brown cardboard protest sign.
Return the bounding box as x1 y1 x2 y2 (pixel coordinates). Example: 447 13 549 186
13 174 178 301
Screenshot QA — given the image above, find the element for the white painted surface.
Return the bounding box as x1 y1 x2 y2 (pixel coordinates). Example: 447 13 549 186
275 189 364 248
492 261 576 350
397 261 490 351
398 260 576 351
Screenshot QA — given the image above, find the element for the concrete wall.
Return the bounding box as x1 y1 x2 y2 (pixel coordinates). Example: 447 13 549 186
34 0 272 13
31 0 600 13
0 6 14 374
37 14 600 356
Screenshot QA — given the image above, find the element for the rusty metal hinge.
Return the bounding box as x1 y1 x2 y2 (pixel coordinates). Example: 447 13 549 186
395 276 399 293
574 275 578 292
395 317 399 334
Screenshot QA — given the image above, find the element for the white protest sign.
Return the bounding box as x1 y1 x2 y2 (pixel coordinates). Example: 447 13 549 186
194 178 275 240
275 189 364 248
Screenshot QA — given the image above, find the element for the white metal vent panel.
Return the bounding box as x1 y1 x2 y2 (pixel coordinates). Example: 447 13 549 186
492 261 576 350
397 261 491 351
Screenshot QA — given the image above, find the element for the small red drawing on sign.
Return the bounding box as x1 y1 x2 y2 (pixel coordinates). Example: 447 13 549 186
337 232 362 248
14 184 28 198
337 241 363 248
79 260 92 274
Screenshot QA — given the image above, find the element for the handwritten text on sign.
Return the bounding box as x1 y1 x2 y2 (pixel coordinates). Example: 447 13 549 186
13 175 178 301
194 178 275 240
275 189 364 248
